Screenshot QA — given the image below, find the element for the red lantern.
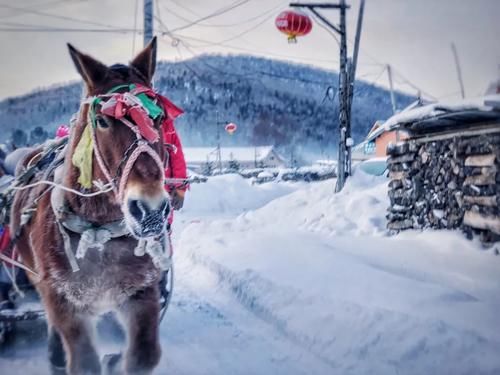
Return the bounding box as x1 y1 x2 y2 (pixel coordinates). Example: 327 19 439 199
275 10 312 43
225 123 237 135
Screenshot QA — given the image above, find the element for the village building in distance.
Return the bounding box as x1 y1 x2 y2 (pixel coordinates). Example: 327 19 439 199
184 145 287 173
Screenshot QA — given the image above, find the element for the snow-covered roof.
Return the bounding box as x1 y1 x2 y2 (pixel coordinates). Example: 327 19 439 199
184 146 276 163
375 95 500 136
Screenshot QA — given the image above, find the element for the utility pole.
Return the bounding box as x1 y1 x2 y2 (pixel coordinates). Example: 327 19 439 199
345 0 365 177
451 43 465 99
215 111 223 173
290 1 365 192
143 0 154 47
386 64 397 114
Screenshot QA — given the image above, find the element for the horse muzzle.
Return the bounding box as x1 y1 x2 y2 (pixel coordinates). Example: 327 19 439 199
126 197 170 238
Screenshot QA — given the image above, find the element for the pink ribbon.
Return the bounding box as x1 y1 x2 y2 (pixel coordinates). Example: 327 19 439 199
100 93 159 143
98 86 184 144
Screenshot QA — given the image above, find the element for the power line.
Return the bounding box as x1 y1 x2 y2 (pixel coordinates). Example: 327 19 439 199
168 33 339 65
343 36 437 100
0 26 138 33
169 0 204 18
391 67 437 100
170 38 335 87
182 11 276 48
0 3 123 29
310 12 340 46
153 4 339 67
0 0 68 20
166 0 287 28
168 0 252 33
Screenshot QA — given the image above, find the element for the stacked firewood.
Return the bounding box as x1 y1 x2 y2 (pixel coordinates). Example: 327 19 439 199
386 133 500 244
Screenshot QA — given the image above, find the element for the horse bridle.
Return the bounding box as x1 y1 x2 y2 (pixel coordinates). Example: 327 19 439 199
85 85 166 202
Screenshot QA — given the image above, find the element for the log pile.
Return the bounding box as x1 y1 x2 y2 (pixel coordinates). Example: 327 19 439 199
386 132 500 244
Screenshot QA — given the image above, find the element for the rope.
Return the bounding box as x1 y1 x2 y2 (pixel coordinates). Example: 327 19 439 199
90 122 119 195
0 252 39 279
118 140 165 201
9 179 114 198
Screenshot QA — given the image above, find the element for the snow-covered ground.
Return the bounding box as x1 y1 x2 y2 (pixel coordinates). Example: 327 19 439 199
1 172 500 374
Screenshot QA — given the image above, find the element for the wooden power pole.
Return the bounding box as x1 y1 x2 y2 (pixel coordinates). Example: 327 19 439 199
290 1 365 192
143 0 154 47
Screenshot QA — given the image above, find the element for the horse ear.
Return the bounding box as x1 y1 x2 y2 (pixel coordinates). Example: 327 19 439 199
67 43 109 89
130 36 157 83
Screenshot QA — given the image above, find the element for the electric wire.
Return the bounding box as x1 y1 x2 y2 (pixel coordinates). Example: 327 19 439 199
168 0 252 33
0 3 124 29
166 0 287 29
0 0 69 20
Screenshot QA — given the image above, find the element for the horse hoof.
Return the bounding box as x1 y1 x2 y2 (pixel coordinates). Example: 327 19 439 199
50 365 67 375
102 352 123 375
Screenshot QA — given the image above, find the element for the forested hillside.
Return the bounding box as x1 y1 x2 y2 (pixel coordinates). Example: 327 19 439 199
0 54 413 161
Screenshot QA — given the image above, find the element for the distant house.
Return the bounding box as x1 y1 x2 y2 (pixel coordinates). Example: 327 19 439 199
184 146 287 172
352 120 408 161
351 101 436 160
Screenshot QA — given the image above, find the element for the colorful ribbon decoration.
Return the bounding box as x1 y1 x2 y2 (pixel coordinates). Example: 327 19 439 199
72 84 184 190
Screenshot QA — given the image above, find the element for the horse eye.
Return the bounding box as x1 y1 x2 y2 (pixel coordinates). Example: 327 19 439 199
155 114 164 127
96 116 109 129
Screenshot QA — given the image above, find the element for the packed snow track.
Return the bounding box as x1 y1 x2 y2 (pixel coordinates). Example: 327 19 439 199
1 173 500 375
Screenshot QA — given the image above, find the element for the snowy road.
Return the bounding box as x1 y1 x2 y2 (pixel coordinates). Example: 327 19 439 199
2 173 500 374
158 252 334 375
0 232 334 375
1 177 331 374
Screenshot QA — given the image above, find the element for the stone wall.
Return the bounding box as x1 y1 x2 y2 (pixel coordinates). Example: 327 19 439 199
386 130 500 244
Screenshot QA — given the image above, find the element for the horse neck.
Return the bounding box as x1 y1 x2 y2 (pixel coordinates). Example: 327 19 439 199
62 114 123 224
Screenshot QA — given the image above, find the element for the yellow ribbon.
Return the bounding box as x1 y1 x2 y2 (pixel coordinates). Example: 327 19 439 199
72 124 94 189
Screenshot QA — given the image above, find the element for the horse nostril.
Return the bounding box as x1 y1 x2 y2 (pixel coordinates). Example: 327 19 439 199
128 199 148 221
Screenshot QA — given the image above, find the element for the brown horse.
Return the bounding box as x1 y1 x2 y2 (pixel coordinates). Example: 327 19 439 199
11 37 170 374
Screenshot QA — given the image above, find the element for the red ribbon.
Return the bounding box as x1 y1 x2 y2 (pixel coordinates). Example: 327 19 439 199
100 85 184 143
100 92 159 143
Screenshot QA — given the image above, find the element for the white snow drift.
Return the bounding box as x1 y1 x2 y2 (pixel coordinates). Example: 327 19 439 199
174 172 500 375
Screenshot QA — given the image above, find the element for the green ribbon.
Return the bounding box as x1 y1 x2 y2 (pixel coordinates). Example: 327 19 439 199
136 92 163 119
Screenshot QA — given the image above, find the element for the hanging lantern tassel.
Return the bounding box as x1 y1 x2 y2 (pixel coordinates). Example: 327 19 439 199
275 10 313 44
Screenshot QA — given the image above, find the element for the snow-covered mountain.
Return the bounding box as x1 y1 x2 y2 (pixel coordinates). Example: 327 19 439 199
0 55 413 160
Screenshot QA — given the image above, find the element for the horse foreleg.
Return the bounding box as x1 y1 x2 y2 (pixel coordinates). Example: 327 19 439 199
42 290 101 375
58 313 101 374
122 287 161 375
48 326 67 375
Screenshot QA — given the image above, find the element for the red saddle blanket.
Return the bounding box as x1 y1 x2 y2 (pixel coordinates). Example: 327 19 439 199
0 225 14 266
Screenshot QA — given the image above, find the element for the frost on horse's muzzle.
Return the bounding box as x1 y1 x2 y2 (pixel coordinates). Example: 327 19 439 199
138 209 168 237
127 197 170 238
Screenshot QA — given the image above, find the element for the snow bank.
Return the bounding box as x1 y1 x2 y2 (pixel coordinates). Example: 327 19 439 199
177 170 500 374
239 171 388 236
181 174 303 216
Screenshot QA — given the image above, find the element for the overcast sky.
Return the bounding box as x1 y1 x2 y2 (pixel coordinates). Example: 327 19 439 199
0 0 499 100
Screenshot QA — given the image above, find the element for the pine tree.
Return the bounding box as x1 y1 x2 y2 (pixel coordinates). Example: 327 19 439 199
202 161 214 176
228 158 240 172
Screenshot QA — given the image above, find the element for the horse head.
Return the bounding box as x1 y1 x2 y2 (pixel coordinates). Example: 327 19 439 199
67 37 170 238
